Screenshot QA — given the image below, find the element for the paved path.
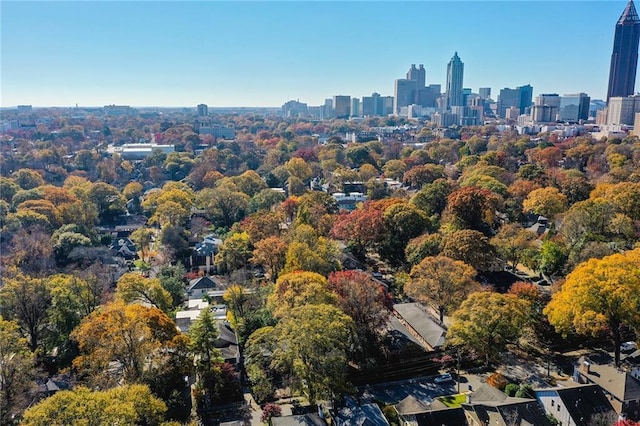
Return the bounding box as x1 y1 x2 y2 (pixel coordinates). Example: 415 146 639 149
243 392 262 425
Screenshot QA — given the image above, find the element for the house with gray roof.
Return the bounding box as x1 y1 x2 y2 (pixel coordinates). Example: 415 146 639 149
461 384 551 426
394 395 466 425
574 357 640 420
186 275 220 299
271 413 326 426
535 384 616 426
392 303 447 351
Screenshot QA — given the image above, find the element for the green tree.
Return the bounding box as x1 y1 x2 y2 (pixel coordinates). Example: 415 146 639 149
0 275 52 351
447 292 529 366
47 274 103 364
130 227 156 262
0 317 34 424
270 304 354 404
491 223 536 270
441 229 497 272
188 308 224 409
378 202 429 267
539 240 568 277
87 182 127 224
0 177 21 203
215 231 252 273
545 249 640 366
410 178 455 217
197 186 250 229
156 263 187 308
12 168 45 190
51 231 92 266
115 273 173 313
406 256 480 323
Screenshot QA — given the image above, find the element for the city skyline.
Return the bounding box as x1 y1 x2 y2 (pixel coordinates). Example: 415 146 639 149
0 1 633 107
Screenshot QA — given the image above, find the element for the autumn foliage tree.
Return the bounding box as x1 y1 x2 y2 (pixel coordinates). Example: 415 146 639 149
267 271 337 318
251 236 287 282
406 256 480 323
269 304 355 404
21 385 167 426
443 186 502 234
441 229 497 272
0 317 34 424
71 302 190 388
447 292 529 366
327 270 391 360
115 273 173 313
544 249 640 366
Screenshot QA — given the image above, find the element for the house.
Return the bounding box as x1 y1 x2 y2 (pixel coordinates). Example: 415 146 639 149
109 237 138 260
186 276 220 299
271 413 326 425
461 384 551 426
526 215 549 236
392 303 447 351
574 357 640 420
535 384 617 426
175 301 239 364
394 395 466 426
333 396 389 426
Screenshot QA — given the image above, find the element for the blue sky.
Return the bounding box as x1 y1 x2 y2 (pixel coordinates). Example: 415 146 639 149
0 1 631 107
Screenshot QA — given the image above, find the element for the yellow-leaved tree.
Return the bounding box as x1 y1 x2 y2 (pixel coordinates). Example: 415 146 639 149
21 384 166 426
544 249 640 366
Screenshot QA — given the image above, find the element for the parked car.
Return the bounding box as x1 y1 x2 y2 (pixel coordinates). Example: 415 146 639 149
434 373 454 384
620 341 637 352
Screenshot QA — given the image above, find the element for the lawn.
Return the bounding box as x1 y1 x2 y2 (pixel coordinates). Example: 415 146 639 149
437 394 467 407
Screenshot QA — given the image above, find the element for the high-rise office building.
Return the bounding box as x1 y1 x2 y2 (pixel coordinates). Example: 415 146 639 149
406 64 426 89
445 52 464 109
498 85 533 118
479 87 491 99
394 79 416 114
351 98 360 117
606 95 640 124
362 92 384 116
607 0 640 101
533 93 561 122
197 104 208 116
559 93 591 121
517 84 533 114
498 88 519 118
333 96 351 119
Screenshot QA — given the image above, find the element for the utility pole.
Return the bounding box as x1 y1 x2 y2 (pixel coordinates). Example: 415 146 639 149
457 349 461 394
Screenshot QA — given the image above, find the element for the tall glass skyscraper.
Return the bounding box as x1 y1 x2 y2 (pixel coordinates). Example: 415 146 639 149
445 52 464 110
607 1 640 101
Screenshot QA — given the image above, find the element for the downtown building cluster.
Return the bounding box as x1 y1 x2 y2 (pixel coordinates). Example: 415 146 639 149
281 52 594 128
281 0 640 136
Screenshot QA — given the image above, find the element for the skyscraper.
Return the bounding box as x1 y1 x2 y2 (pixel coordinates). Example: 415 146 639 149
559 93 591 121
445 52 464 109
394 79 416 114
197 104 208 116
333 95 351 119
406 64 426 89
517 84 533 114
607 0 640 101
